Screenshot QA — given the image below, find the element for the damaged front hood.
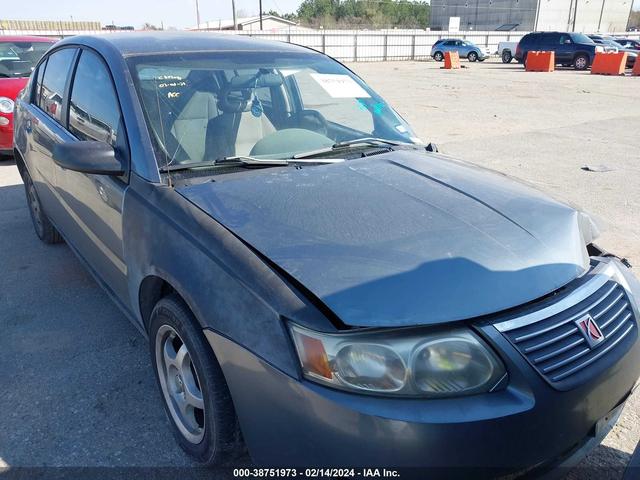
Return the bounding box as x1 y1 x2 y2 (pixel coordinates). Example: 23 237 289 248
178 150 590 327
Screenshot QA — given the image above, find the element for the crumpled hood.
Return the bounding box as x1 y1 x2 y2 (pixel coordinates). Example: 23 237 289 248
178 150 589 327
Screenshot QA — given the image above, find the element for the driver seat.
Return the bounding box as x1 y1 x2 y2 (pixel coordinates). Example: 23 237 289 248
205 89 275 160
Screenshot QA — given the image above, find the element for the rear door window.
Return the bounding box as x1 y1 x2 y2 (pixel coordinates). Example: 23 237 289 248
558 34 571 44
38 48 77 124
32 59 46 104
68 49 122 147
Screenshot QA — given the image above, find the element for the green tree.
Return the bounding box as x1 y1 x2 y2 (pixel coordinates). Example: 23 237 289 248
295 0 429 29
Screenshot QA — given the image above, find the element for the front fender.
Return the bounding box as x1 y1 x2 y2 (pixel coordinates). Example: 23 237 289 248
122 173 334 377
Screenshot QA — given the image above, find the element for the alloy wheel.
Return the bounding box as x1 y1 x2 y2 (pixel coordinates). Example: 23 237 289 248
575 56 588 70
155 325 206 444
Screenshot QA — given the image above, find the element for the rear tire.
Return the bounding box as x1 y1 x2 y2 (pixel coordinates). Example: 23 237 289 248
433 51 444 62
149 294 244 466
502 50 513 63
24 171 62 244
468 51 478 62
574 54 589 70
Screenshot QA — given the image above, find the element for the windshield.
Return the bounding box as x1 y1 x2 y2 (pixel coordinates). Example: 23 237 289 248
0 41 53 78
127 51 419 168
570 33 595 44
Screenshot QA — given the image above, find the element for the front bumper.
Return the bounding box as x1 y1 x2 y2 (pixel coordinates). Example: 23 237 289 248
205 260 640 472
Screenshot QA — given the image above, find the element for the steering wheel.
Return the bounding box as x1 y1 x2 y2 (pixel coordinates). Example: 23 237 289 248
293 109 330 137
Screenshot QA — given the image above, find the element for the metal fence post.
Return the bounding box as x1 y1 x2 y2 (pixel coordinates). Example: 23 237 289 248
321 32 326 54
354 34 358 62
287 33 291 44
411 34 416 60
486 33 489 48
383 33 388 61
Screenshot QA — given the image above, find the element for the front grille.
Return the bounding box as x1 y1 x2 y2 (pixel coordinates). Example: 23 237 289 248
495 262 638 390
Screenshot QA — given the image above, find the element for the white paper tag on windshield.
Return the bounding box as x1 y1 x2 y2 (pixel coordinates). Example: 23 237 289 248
310 74 371 98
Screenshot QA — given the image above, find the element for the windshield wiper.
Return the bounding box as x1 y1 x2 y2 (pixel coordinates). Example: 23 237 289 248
159 155 343 173
292 137 408 159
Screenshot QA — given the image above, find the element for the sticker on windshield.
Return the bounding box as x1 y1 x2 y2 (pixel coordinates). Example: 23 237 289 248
310 74 371 98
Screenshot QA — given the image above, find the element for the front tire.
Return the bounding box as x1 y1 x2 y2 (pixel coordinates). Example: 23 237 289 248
502 50 513 63
149 294 244 465
433 51 444 62
574 54 589 70
468 51 478 62
24 171 62 244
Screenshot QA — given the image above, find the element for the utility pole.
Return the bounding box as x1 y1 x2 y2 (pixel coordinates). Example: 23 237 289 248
259 0 263 29
232 0 238 30
195 0 201 28
597 0 606 32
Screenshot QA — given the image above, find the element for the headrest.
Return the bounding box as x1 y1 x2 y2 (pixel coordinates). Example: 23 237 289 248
187 70 221 93
217 72 282 113
218 89 252 114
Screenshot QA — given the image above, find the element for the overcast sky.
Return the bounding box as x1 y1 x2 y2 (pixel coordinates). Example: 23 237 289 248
3 0 638 29
3 0 305 29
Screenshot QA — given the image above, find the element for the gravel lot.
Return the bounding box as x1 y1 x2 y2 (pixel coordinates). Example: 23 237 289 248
0 57 639 478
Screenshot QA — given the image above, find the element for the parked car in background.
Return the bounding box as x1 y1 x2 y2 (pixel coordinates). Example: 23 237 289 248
431 38 490 62
587 35 637 68
497 41 519 63
515 32 604 70
0 36 55 156
614 38 640 50
12 32 640 472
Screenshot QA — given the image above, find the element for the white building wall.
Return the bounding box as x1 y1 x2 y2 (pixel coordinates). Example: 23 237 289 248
535 0 573 30
241 19 295 31
537 0 631 31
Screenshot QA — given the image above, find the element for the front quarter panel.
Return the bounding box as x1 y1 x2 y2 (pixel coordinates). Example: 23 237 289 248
123 173 335 377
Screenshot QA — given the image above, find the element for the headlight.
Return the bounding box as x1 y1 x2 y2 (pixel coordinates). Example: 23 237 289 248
289 324 506 397
0 97 14 114
595 46 605 53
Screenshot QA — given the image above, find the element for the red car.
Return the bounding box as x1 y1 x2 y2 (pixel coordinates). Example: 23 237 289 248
0 35 55 156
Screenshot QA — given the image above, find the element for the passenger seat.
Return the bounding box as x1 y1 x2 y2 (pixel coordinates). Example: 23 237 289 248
170 71 220 162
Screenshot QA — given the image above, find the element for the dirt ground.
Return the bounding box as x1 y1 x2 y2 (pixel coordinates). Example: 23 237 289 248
351 58 640 479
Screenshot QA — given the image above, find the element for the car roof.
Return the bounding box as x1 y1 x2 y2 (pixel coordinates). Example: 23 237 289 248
0 35 57 43
55 31 313 57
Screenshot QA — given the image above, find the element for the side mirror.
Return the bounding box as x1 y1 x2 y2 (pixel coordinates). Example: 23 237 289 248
52 141 124 176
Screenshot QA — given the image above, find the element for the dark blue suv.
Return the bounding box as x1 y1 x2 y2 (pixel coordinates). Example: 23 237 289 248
516 32 605 70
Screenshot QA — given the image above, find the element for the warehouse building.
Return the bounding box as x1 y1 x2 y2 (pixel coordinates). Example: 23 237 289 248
429 0 633 31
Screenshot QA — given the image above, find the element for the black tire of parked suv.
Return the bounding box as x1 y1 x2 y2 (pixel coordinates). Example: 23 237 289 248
574 53 590 70
23 170 63 244
468 51 478 62
433 51 444 61
149 294 244 466
502 50 513 63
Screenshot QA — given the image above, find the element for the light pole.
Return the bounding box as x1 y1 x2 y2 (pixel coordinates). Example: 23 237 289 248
195 0 201 28
232 0 238 30
259 0 263 29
